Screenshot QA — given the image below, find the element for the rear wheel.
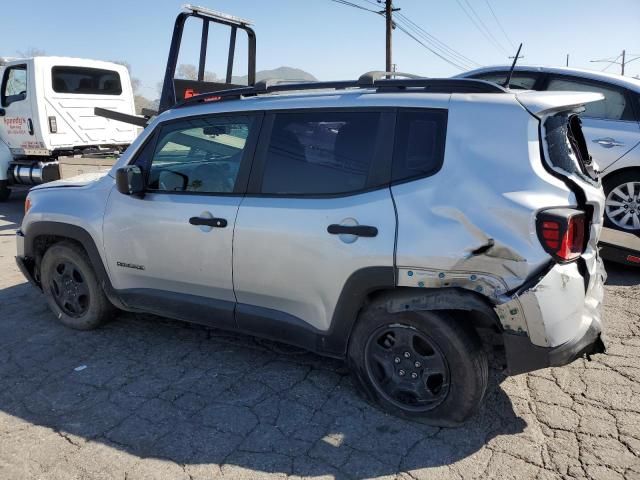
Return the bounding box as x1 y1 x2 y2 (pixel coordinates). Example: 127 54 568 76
348 307 488 426
603 170 640 232
41 242 114 330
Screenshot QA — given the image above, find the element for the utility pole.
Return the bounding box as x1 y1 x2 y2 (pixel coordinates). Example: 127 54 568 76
566 54 569 67
380 0 400 73
590 49 640 76
385 0 393 72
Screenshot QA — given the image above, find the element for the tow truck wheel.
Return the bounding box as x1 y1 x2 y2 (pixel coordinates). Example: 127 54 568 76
41 242 114 330
604 170 640 232
0 182 10 202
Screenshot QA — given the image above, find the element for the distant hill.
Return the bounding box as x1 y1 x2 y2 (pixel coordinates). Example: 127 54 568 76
232 66 317 84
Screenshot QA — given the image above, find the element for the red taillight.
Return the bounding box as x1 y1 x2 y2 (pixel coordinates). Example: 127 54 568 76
537 209 588 263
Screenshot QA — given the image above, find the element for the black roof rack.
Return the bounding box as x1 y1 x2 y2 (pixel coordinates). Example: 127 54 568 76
175 70 508 108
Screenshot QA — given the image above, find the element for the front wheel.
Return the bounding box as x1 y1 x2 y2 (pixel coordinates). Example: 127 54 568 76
348 308 488 426
41 242 114 330
603 170 640 232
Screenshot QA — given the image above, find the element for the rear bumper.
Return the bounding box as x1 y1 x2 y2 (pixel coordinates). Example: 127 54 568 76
498 254 606 375
503 314 605 375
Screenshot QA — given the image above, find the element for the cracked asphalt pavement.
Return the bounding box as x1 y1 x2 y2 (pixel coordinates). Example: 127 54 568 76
1 191 640 480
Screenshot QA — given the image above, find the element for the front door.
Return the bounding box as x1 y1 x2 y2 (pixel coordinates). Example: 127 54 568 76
103 113 261 328
233 110 397 342
0 63 37 154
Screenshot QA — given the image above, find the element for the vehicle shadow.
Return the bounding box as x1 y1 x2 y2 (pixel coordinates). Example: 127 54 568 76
0 281 526 478
605 261 640 286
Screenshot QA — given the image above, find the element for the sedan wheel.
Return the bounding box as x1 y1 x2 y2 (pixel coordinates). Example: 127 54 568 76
605 181 640 232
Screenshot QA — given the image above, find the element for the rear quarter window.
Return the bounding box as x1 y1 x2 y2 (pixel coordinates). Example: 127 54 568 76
392 109 447 183
51 66 122 95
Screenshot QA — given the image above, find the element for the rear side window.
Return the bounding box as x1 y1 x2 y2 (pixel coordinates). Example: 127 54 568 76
261 111 381 195
546 77 632 121
1 65 27 107
51 66 122 95
392 110 447 183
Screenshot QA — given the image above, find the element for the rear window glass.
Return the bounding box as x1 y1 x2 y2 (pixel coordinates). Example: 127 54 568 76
392 110 447 183
51 66 122 95
261 111 380 195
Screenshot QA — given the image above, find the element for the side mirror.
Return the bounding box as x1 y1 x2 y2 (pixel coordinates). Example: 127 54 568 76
115 165 145 196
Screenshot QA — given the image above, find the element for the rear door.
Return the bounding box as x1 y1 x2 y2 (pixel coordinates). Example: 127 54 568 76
542 75 640 172
0 62 37 154
103 113 261 328
232 109 396 338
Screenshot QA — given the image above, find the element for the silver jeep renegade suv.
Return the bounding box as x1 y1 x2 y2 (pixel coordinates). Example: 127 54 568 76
15 74 607 425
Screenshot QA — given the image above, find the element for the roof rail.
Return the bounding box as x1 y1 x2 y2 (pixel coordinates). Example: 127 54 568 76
175 74 508 109
357 70 426 86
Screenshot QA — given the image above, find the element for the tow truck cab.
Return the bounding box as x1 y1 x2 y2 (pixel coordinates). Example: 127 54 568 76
0 57 137 195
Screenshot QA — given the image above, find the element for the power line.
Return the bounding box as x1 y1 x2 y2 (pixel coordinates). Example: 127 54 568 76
327 0 379 14
455 0 509 56
360 0 482 69
325 0 476 72
483 0 516 50
463 0 510 54
393 21 468 70
392 16 474 70
591 50 640 76
395 12 481 68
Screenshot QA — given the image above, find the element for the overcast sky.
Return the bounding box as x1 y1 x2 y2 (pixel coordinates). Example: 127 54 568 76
3 0 640 98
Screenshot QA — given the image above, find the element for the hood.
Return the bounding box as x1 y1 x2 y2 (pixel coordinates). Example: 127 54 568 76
31 170 109 190
515 91 604 118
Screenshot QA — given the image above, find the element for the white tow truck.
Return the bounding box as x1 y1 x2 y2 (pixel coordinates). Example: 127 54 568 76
0 56 138 200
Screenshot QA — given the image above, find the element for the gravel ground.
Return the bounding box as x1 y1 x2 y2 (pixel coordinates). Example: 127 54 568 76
1 190 639 480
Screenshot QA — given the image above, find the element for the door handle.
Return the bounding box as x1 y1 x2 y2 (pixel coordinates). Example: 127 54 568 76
0 108 5 117
189 216 227 228
327 224 378 237
27 119 34 135
593 137 624 148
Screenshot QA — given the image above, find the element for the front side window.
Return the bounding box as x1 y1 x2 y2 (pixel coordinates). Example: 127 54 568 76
546 78 631 120
2 65 27 106
147 115 254 194
475 72 538 90
51 66 122 95
392 110 447 183
261 111 381 195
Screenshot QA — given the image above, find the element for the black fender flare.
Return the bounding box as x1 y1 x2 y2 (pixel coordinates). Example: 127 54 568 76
23 221 127 309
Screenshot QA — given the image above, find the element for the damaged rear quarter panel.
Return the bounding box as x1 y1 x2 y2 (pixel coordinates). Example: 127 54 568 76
392 94 577 293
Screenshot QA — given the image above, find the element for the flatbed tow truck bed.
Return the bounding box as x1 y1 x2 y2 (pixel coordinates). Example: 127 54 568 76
600 227 640 267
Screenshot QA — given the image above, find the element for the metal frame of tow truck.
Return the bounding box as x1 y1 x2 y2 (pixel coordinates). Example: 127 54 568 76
158 4 256 113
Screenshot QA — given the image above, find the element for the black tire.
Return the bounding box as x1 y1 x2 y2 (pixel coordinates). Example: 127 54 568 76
41 242 114 330
0 182 10 202
347 307 488 426
603 169 640 233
